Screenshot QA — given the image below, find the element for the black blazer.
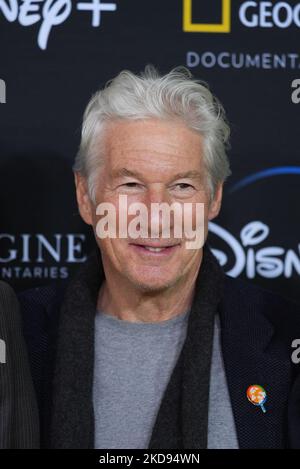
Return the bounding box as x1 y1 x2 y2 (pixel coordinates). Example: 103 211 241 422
0 281 39 448
18 249 300 449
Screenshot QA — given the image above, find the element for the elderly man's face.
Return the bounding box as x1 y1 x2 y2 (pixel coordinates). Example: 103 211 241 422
76 118 222 292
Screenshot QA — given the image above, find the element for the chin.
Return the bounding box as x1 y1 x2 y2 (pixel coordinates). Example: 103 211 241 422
127 269 180 293
132 280 175 294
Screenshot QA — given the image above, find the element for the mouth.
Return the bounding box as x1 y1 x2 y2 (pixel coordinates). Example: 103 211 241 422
129 242 181 257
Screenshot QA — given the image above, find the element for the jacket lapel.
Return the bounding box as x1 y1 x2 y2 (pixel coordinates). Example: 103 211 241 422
220 277 291 448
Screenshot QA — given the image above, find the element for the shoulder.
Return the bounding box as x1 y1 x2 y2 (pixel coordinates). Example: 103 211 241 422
223 275 300 342
18 281 68 313
18 281 68 331
17 281 68 367
223 274 299 314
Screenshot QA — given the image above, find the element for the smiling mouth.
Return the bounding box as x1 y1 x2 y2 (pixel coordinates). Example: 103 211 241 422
129 243 181 256
143 246 169 252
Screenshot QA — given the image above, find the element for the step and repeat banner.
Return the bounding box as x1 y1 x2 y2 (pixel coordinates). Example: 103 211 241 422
0 0 299 302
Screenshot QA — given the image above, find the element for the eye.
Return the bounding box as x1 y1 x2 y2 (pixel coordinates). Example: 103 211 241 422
117 182 144 192
174 183 195 191
170 183 197 198
123 182 140 188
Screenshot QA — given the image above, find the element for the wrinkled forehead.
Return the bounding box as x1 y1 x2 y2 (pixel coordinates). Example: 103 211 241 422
101 118 204 175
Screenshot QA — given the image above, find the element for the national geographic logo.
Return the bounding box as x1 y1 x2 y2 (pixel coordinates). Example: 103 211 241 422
183 0 300 33
183 0 231 32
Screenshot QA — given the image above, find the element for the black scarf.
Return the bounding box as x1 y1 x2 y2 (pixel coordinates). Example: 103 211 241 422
50 244 225 449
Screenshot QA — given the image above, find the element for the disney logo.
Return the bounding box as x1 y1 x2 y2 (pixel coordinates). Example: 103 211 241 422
0 0 117 50
209 221 300 279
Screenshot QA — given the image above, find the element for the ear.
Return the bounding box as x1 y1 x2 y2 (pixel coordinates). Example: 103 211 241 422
74 172 93 226
208 182 223 221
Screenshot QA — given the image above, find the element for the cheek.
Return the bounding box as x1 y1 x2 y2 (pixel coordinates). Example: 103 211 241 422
181 201 208 234
97 238 129 271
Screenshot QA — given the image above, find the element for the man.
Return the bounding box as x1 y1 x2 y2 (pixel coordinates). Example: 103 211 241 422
19 66 300 449
0 281 39 448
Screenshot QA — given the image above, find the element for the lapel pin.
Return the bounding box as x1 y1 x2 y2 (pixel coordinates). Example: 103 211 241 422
247 385 267 413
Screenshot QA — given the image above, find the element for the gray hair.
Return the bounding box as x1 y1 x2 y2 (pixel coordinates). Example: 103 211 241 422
73 65 231 203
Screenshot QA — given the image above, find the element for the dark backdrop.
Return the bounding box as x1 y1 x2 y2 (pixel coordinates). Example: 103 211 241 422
1 0 299 302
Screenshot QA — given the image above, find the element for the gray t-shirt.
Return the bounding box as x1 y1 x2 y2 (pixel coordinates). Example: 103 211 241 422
93 309 239 449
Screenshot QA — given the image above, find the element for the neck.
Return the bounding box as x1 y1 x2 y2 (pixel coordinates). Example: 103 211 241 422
97 257 202 323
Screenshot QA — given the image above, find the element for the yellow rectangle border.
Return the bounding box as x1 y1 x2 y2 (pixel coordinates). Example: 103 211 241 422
183 0 231 33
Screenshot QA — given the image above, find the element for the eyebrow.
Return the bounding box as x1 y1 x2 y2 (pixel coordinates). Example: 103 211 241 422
111 168 203 181
171 170 203 181
112 168 143 179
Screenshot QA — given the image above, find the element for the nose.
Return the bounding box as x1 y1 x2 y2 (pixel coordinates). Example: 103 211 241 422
144 185 176 239
145 185 171 206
